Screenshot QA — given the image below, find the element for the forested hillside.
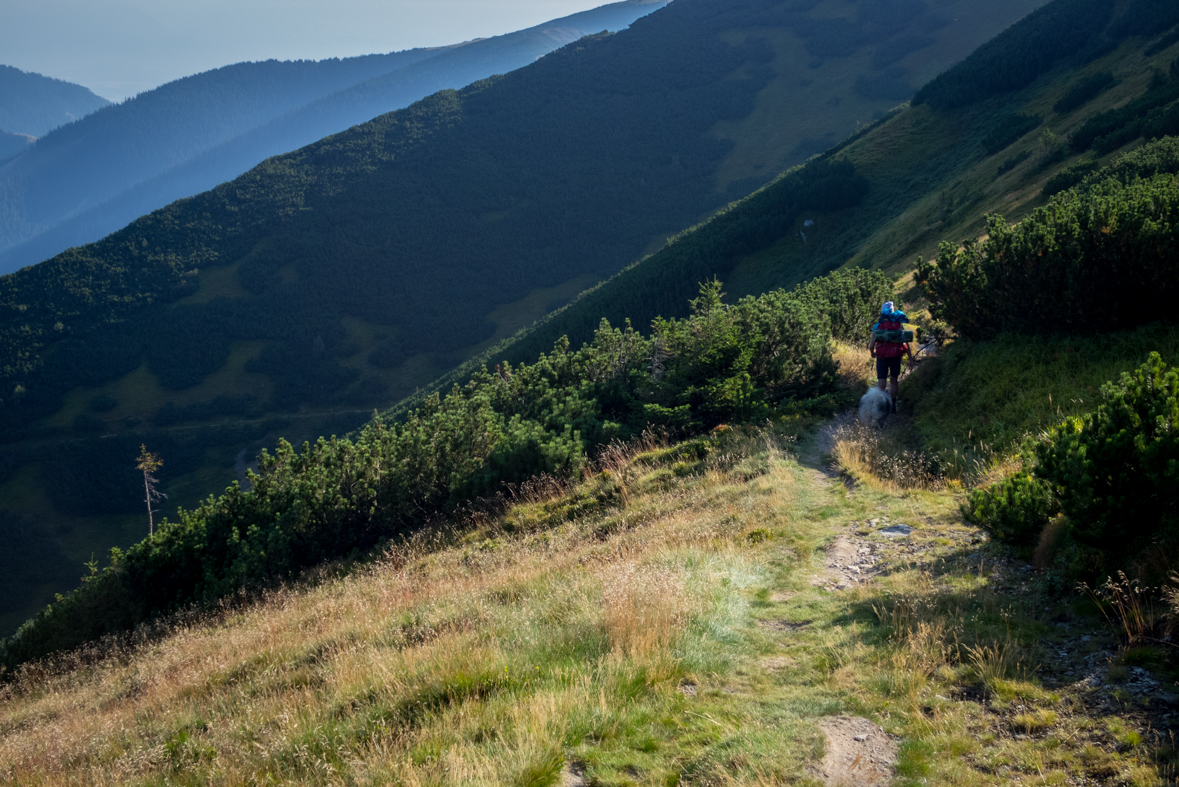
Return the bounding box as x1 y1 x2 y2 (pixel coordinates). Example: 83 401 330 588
0 0 666 272
0 65 109 138
0 0 1045 635
466 0 1179 371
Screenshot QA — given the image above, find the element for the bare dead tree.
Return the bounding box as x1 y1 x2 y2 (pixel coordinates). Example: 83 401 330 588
136 444 167 536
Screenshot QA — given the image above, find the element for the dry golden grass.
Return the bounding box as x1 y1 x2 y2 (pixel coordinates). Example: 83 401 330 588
830 421 947 492
0 426 812 786
832 341 875 394
602 562 693 660
4 416 1171 786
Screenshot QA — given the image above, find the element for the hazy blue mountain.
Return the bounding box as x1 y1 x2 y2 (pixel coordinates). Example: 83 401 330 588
0 0 667 273
0 65 110 137
0 132 33 163
0 50 444 267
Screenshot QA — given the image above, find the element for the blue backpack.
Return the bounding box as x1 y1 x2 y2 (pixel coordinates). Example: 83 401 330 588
873 311 914 344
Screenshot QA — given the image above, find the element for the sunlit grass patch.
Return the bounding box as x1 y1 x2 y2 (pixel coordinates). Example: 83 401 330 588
0 425 813 786
831 420 949 492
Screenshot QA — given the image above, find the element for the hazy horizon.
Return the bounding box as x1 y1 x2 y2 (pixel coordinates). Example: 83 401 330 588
1 0 616 102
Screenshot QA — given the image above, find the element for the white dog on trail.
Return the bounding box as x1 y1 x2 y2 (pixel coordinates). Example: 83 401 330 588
858 387 893 428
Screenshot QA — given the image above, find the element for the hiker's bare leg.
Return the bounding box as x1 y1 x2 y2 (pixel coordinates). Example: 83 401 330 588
878 378 887 392
889 376 899 401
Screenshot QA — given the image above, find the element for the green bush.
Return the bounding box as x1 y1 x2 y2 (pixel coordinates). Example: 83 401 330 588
916 155 1179 339
996 151 1031 176
963 472 1056 547
1035 352 1179 569
1068 64 1179 153
1077 135 1179 188
1053 71 1117 114
1040 160 1098 197
964 354 1179 575
982 114 1040 156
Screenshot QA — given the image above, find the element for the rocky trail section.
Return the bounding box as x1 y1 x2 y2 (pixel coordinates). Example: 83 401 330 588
814 716 898 787
812 516 924 591
814 535 882 591
784 417 1179 785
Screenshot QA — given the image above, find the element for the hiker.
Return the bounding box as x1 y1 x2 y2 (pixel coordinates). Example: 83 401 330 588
868 301 912 413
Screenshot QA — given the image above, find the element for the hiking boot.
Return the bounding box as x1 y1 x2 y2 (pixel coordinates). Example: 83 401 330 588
891 400 899 414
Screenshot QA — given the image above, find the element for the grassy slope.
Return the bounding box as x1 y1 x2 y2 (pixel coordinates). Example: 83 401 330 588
1 403 1171 785
903 325 1179 467
838 39 1170 276
0 0 1048 637
710 0 1044 194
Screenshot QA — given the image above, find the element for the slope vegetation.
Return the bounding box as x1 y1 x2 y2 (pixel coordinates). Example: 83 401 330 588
3 2 1179 781
1 269 890 666
0 0 1043 634
0 0 666 271
2 421 1173 786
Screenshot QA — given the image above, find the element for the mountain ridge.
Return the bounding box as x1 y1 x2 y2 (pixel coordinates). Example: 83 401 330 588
0 65 110 138
0 0 665 272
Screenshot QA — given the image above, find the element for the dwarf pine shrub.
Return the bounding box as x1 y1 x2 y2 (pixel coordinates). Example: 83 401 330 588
963 472 1056 547
1036 352 1179 568
964 354 1179 575
916 138 1179 339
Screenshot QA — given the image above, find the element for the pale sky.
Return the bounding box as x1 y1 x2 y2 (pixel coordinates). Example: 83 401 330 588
1 0 612 101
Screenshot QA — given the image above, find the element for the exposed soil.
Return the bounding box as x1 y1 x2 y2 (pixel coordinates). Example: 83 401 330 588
814 715 898 787
810 411 855 471
560 761 587 786
813 534 882 591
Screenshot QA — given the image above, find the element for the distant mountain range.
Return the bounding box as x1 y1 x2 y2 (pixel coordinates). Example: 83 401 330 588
0 0 667 273
0 65 110 139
